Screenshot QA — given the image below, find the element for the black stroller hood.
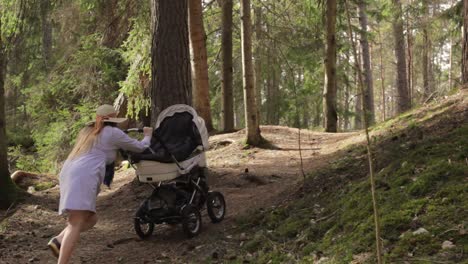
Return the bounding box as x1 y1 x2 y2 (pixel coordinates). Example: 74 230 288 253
130 106 207 163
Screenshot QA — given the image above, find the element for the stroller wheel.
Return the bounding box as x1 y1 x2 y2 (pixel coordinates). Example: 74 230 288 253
181 205 202 238
134 217 154 239
206 191 226 223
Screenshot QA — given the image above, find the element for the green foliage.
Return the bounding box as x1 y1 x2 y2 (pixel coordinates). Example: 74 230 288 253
6 129 33 148
0 219 9 233
34 181 56 191
118 1 151 119
276 217 309 239
242 233 266 253
0 0 23 43
6 2 129 171
7 146 36 172
389 233 439 259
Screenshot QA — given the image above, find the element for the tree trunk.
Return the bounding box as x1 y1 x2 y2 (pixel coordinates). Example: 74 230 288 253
344 80 350 130
354 38 362 129
406 3 413 107
0 21 17 209
422 1 434 100
221 0 234 131
343 52 351 130
313 100 321 127
358 0 375 125
323 0 338 132
254 4 262 126
266 44 275 124
240 0 262 145
40 0 52 68
354 74 362 129
392 0 410 113
448 0 454 89
265 6 279 126
449 35 453 90
150 0 192 124
189 0 213 131
269 62 280 125
378 30 386 121
462 0 468 85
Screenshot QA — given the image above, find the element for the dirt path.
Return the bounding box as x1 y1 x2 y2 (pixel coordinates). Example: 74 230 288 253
0 126 359 264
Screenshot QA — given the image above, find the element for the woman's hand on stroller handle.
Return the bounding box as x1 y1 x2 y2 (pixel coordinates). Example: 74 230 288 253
143 127 153 137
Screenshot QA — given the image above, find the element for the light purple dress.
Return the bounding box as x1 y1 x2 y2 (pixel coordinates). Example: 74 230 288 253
58 126 151 215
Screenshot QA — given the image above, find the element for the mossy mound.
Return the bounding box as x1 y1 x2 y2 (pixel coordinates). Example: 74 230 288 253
233 95 467 263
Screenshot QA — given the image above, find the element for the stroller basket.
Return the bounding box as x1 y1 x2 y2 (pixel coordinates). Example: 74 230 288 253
135 153 206 183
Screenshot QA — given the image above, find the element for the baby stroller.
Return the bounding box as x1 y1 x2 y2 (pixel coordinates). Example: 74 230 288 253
125 104 226 239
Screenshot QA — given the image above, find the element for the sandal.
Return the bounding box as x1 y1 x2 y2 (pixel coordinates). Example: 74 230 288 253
47 237 61 258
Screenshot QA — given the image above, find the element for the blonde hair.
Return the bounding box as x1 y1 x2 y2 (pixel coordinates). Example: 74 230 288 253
67 117 107 160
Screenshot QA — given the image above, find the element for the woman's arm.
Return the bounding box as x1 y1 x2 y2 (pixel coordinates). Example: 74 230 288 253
111 127 152 153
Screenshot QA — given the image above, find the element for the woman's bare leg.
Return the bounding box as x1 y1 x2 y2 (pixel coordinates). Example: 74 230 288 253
57 210 94 264
55 213 97 243
81 213 97 232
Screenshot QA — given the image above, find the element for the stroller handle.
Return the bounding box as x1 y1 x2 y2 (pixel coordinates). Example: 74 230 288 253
124 128 144 133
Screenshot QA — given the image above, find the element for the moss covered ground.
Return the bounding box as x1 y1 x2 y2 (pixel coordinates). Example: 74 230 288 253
232 97 467 263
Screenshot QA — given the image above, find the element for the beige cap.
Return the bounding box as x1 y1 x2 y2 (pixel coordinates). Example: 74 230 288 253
87 104 127 125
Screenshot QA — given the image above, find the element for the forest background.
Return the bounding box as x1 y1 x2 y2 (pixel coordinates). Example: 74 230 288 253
0 0 464 177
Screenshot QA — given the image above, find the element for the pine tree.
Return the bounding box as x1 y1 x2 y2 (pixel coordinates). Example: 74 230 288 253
324 0 338 132
0 17 18 209
221 0 234 132
463 0 468 85
150 0 192 123
189 0 214 131
240 0 262 145
392 0 410 113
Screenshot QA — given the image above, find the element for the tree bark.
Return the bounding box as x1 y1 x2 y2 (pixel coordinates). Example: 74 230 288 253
0 20 17 209
40 0 52 68
221 0 234 131
343 53 351 130
405 3 413 107
354 37 362 129
449 35 453 90
150 0 192 124
358 0 375 125
266 43 275 124
378 30 386 121
392 0 410 113
189 0 213 131
267 62 280 125
254 4 262 126
354 70 362 129
344 78 350 130
265 4 280 126
422 1 434 100
313 100 321 127
240 0 262 145
323 0 338 132
462 0 468 85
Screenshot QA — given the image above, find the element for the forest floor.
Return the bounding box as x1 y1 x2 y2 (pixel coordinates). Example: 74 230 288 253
0 90 466 264
0 124 360 264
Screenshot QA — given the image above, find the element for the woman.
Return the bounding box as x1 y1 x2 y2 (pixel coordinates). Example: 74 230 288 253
48 104 152 264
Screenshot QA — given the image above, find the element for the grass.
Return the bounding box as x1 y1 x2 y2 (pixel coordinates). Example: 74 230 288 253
34 181 56 191
230 112 468 263
0 219 8 233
